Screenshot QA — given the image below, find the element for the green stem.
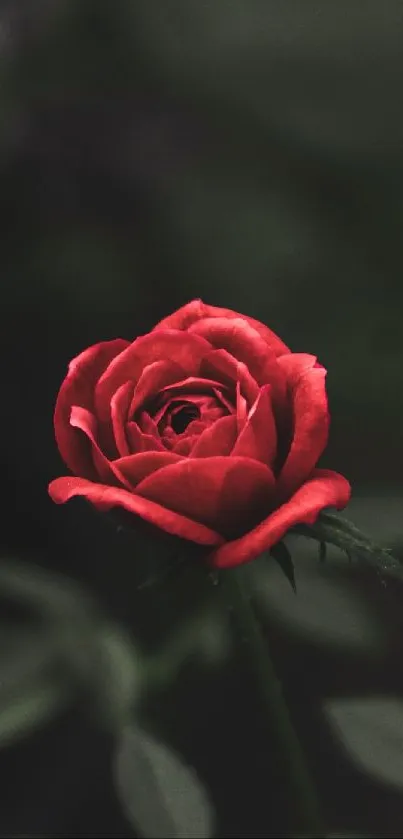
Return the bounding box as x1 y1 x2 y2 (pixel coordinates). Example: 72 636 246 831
295 513 401 581
220 566 325 838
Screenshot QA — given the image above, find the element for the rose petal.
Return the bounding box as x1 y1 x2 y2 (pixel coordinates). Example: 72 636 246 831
95 330 212 423
231 385 277 466
48 477 224 546
213 387 235 415
138 411 162 440
236 380 248 432
125 422 144 453
278 353 320 385
54 339 129 477
153 299 290 356
129 360 186 418
154 398 203 427
154 387 226 427
191 416 238 457
209 469 352 568
136 456 275 538
189 318 286 408
176 419 207 438
126 422 166 453
169 402 199 421
111 381 134 457
114 451 183 487
173 435 199 455
70 406 131 489
201 349 259 406
160 376 224 396
277 355 329 498
141 433 167 452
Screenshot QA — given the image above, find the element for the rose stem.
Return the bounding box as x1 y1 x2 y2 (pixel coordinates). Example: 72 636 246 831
219 566 325 838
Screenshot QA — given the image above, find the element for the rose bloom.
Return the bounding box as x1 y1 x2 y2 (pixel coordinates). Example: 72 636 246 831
49 300 350 568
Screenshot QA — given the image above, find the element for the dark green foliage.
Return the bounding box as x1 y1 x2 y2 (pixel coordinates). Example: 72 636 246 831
270 541 297 593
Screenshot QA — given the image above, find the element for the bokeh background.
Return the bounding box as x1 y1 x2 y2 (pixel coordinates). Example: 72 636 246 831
1 1 403 836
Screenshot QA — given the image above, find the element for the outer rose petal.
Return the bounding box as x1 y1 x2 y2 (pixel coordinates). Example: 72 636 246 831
153 299 290 356
111 381 134 457
54 339 129 478
278 352 319 385
209 469 352 568
114 451 182 487
48 477 224 546
188 318 286 408
277 354 329 498
231 385 277 466
135 456 275 538
70 406 132 490
94 330 212 423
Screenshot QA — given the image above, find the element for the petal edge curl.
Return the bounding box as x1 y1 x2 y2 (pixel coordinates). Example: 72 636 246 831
153 299 290 356
209 469 351 568
54 339 129 477
48 477 224 546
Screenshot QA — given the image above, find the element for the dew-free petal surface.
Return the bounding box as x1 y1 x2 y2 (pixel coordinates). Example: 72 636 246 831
210 469 351 568
95 330 212 422
136 456 275 537
277 355 329 498
48 477 224 546
191 415 238 457
153 298 290 356
54 339 128 477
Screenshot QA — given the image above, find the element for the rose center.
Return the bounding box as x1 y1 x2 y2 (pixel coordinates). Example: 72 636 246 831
170 404 200 434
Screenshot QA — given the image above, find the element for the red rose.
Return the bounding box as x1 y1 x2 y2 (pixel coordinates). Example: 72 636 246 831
48 300 350 568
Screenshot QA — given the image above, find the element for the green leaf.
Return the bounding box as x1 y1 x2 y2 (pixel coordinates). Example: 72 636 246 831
325 697 403 792
114 726 214 838
92 625 142 729
251 557 385 655
319 542 327 564
0 678 69 748
270 541 297 592
0 557 98 624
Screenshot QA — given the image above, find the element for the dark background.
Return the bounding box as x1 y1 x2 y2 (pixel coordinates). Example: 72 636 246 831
1 1 403 836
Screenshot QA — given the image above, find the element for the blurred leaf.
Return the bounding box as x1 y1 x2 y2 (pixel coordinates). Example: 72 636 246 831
0 627 73 745
0 558 108 689
0 628 60 697
0 559 144 740
0 558 97 623
0 678 68 748
114 726 214 838
93 624 142 729
325 697 403 790
250 552 386 654
192 609 231 667
146 604 230 694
